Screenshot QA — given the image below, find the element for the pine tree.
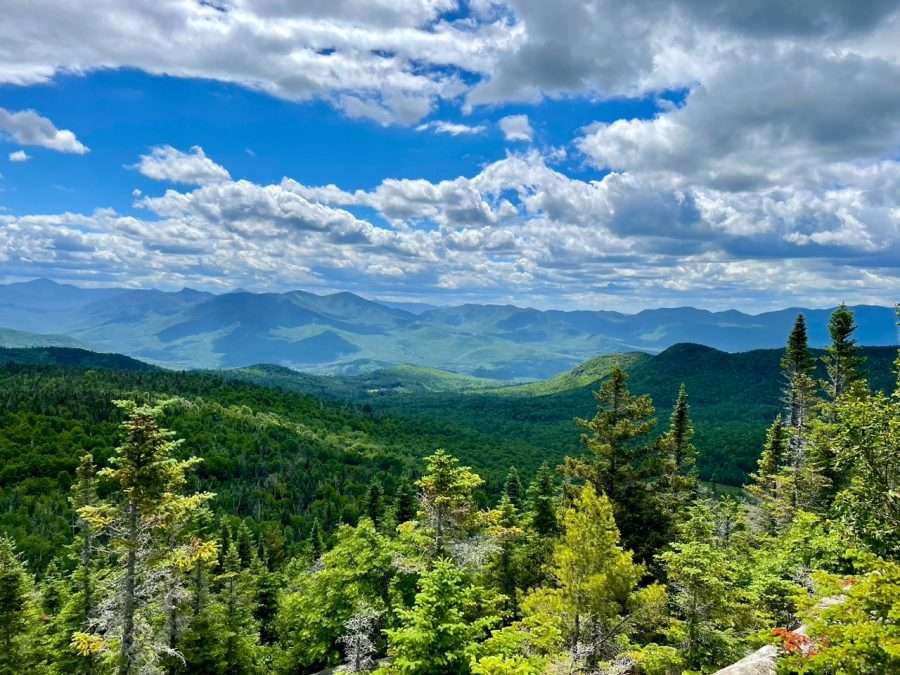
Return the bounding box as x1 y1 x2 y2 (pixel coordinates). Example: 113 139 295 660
525 463 558 537
0 536 43 674
236 522 255 569
309 517 325 559
416 449 483 557
780 315 820 512
565 367 655 505
503 467 523 509
78 399 215 675
393 479 417 525
365 481 384 528
665 384 696 473
821 304 864 403
385 559 500 675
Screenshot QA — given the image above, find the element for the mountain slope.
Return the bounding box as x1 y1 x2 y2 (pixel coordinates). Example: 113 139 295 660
363 344 899 485
0 328 84 349
1 279 895 377
0 347 158 371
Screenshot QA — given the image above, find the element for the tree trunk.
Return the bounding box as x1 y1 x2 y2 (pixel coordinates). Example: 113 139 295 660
119 499 138 675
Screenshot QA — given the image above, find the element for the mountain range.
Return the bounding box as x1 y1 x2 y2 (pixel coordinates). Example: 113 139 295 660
1 279 896 378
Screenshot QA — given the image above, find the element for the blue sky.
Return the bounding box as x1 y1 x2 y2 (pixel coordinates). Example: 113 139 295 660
1 1 899 311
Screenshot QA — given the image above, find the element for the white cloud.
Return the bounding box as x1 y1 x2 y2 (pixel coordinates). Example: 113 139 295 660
498 114 533 142
0 1 506 125
0 107 89 154
8 150 30 162
133 146 231 186
416 120 487 136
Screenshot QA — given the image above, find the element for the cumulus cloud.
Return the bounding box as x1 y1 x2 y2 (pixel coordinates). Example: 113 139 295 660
4 150 898 309
2 1 900 307
0 107 89 154
8 150 30 162
416 120 487 136
133 146 231 186
498 114 533 142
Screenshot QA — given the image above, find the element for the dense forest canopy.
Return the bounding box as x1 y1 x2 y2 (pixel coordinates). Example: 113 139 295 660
0 305 898 674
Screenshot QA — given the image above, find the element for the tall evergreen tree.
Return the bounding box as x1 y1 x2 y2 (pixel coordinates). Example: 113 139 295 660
565 367 655 504
309 517 325 559
416 449 483 557
393 479 418 525
531 483 665 669
503 467 523 509
385 559 501 675
747 415 791 532
780 315 820 511
78 399 214 675
821 304 864 403
0 536 43 674
525 463 558 537
664 384 696 473
365 480 384 528
236 522 255 569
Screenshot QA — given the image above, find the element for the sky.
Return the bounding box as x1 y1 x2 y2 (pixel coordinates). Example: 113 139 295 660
0 1 899 312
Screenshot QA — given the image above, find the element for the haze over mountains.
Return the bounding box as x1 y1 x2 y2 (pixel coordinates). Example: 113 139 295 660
1 279 896 378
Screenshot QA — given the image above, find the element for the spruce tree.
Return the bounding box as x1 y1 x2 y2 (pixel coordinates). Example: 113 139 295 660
0 536 43 674
386 559 500 674
665 384 696 473
309 518 325 559
393 479 418 525
365 480 384 528
822 304 864 403
747 416 788 533
536 483 664 668
525 463 558 537
78 399 214 675
236 522 255 569
416 449 483 557
780 314 820 512
503 467 524 509
566 367 655 504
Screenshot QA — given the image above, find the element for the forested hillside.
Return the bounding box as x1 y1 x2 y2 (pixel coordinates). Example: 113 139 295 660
0 306 898 674
224 343 898 485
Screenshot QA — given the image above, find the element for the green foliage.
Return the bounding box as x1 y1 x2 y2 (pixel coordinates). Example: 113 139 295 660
783 561 900 674
0 536 45 674
659 501 761 671
277 518 393 671
830 386 900 558
384 559 502 675
416 450 484 556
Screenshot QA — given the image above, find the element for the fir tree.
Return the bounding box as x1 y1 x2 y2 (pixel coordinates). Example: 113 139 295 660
365 481 384 528
665 384 696 473
78 399 215 675
0 536 43 674
385 559 500 675
416 449 483 557
309 518 325 559
393 479 418 525
565 367 655 505
236 522 255 569
780 315 820 512
821 304 864 403
503 467 523 509
747 415 790 532
525 463 558 537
